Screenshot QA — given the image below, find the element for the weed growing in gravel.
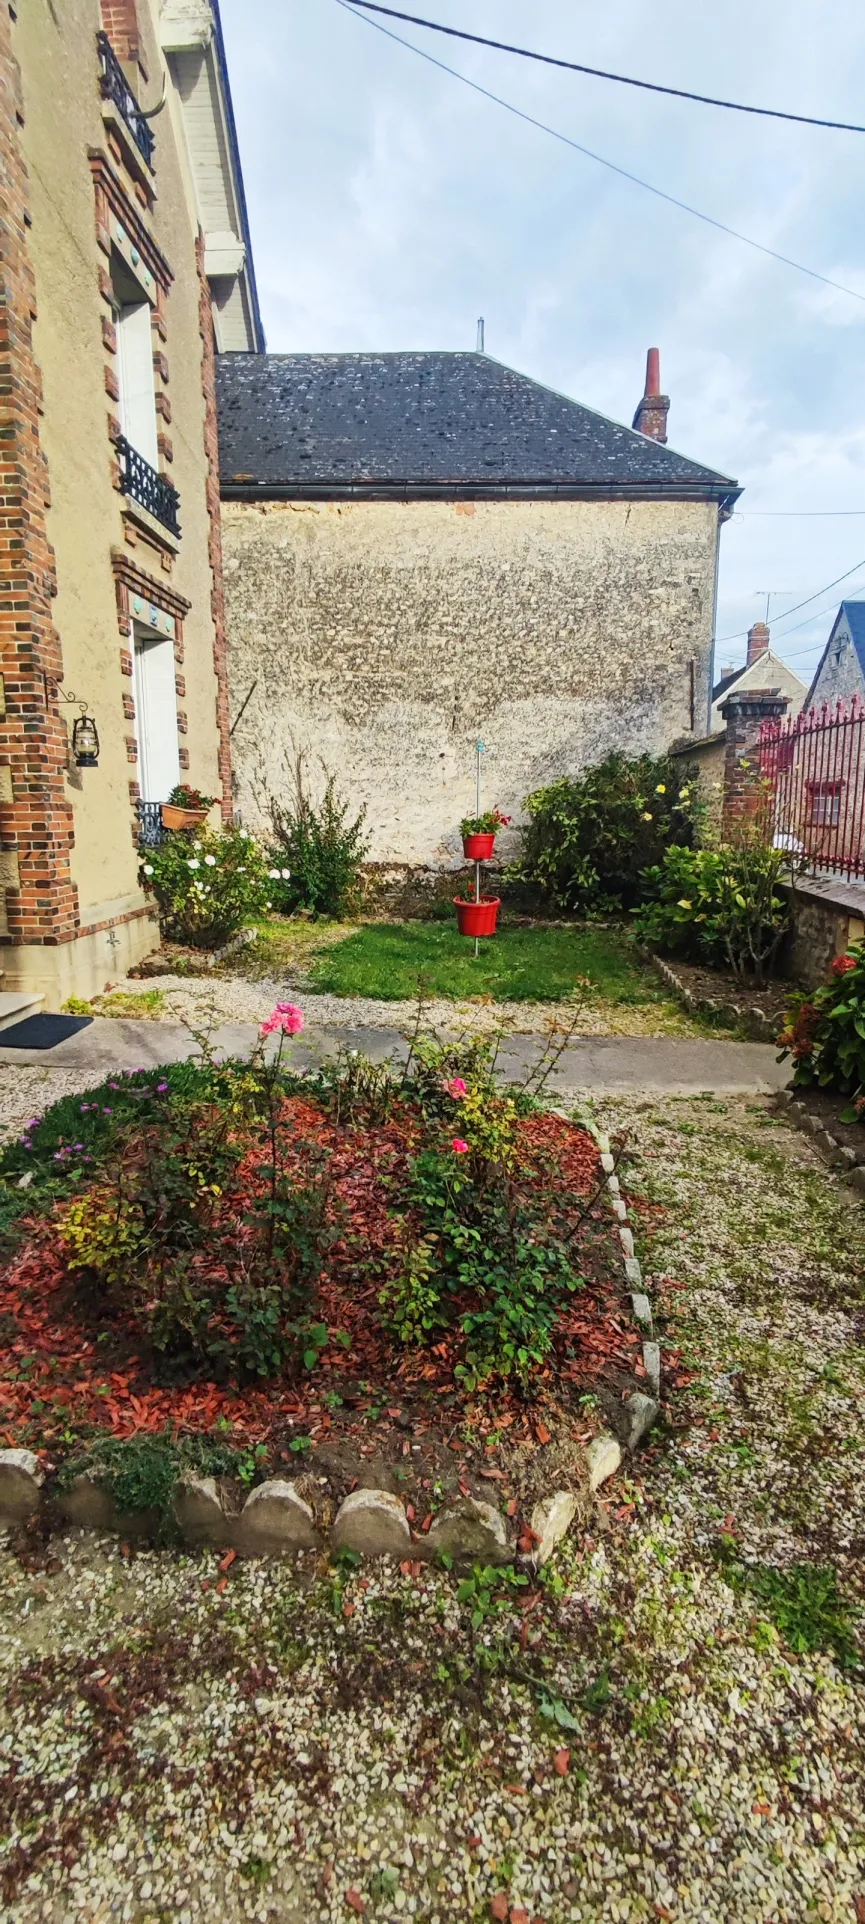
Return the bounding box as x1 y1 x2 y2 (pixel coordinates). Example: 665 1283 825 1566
717 1552 860 1669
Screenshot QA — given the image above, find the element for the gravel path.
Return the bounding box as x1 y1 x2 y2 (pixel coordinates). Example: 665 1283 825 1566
1 1098 864 1921
108 971 701 1038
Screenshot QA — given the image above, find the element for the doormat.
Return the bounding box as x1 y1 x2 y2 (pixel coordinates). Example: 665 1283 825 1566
0 1013 93 1050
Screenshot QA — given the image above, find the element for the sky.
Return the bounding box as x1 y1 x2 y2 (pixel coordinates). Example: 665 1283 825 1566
219 0 865 690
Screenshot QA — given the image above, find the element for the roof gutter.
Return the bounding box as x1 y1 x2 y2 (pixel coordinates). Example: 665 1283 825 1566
220 479 742 509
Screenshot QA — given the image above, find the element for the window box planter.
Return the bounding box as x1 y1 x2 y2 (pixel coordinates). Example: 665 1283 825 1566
462 832 496 861
161 804 208 832
454 896 501 938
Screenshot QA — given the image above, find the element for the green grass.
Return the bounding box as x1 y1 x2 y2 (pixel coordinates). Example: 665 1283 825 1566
307 920 660 1005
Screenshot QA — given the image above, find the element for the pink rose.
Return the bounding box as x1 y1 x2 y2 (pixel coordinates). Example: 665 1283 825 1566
447 1077 468 1098
259 1001 305 1037
451 1137 470 1154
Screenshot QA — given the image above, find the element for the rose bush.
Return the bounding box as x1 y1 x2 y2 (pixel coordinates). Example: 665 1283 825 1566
139 825 272 949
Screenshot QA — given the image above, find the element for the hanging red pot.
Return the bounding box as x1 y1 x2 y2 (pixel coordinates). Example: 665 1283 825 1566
454 896 501 937
462 832 496 860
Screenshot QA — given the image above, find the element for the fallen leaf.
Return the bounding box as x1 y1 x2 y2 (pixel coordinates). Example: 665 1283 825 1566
480 1468 505 1481
467 1834 481 1850
215 1577 228 1595
853 1897 865 1924
509 1911 529 1924
421 1513 432 1532
218 1548 236 1574
654 1907 672 1922
345 1890 366 1915
506 1498 518 1518
553 1749 570 1776
490 1896 509 1922
343 1600 355 1618
752 1801 771 1817
503 1783 526 1795
405 1503 416 1523
399 1559 412 1575
534 1422 552 1445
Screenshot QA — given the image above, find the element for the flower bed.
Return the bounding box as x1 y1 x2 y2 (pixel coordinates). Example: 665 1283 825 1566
0 1020 647 1508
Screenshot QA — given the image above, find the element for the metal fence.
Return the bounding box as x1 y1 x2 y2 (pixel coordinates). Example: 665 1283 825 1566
759 696 865 881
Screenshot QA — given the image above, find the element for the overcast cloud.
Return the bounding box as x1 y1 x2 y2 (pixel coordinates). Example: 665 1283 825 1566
220 0 865 689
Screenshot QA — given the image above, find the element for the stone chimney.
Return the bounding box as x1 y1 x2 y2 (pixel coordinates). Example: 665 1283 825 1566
632 347 670 443
746 621 770 667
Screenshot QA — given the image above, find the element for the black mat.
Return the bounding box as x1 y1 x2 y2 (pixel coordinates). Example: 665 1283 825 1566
0 1013 94 1050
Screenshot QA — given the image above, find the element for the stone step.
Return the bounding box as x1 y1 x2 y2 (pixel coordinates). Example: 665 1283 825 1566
0 991 44 1033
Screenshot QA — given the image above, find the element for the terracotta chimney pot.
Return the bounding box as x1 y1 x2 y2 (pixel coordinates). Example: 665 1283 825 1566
632 347 670 443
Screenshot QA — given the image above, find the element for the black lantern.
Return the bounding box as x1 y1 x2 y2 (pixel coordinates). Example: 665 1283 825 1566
71 712 100 768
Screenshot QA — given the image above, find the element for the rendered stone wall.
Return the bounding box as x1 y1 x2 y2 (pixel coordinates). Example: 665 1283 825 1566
223 496 721 866
809 624 865 710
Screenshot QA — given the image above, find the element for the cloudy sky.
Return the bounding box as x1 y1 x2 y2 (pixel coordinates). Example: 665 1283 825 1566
220 0 865 688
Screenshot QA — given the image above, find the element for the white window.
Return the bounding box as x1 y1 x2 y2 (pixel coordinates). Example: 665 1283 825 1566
111 252 158 469
133 626 180 804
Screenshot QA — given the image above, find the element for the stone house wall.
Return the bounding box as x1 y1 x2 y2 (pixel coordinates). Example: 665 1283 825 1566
223 495 721 867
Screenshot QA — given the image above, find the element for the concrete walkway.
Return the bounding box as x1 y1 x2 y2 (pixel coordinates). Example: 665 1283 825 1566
0 1014 789 1095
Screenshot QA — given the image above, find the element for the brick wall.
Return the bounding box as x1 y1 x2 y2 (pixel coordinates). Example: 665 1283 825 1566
196 232 232 821
0 3 79 948
719 689 788 840
99 0 140 67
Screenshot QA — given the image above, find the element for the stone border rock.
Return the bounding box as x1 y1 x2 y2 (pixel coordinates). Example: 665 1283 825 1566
642 947 781 1042
772 1088 865 1193
0 1126 660 1562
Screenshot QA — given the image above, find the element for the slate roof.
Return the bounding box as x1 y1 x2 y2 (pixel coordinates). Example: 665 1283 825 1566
216 351 740 501
806 600 865 706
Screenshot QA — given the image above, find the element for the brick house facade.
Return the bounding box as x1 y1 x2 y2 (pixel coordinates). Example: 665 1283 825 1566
0 0 261 1006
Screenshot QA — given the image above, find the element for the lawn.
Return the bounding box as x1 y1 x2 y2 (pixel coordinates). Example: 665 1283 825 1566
307 918 660 1005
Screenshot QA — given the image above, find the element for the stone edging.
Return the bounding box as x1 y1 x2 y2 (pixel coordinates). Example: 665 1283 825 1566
0 1129 660 1562
772 1089 865 1193
642 947 780 1042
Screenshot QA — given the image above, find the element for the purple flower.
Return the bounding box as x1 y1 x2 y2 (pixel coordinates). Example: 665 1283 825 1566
102 1107 112 1115
157 1081 168 1093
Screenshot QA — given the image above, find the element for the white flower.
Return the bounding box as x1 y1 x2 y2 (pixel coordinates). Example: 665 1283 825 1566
193 842 202 851
281 868 291 879
187 859 200 870
143 863 154 876
204 854 217 867
268 868 281 879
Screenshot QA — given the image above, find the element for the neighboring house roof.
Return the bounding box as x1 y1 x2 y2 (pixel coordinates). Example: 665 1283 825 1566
805 600 865 707
710 650 807 731
159 0 264 352
216 351 741 501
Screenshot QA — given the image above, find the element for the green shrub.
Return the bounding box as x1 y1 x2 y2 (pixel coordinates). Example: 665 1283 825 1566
635 840 789 984
778 946 865 1099
267 765 369 918
513 751 701 913
139 825 271 949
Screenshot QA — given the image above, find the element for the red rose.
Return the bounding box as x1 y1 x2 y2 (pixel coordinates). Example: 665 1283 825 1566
831 954 857 975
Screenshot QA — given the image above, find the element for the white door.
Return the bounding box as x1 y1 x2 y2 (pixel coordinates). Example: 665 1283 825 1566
117 300 159 468
133 629 180 803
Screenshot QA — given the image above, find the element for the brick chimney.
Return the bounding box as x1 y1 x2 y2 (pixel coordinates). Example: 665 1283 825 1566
632 347 670 443
746 621 770 667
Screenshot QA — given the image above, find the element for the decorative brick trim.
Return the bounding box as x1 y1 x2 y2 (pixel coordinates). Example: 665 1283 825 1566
104 363 119 401
196 231 232 821
99 0 142 69
176 710 187 735
155 390 171 422
122 692 135 720
88 150 172 295
174 673 185 698
0 7 79 948
124 735 137 762
178 746 189 771
156 430 173 462
111 551 190 625
119 647 133 677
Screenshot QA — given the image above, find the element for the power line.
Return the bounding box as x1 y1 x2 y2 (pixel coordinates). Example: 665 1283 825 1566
336 0 865 308
715 555 865 644
345 2 865 135
738 509 865 518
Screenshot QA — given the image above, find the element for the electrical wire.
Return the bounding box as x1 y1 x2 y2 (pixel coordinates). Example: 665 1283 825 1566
739 509 865 518
335 0 865 308
345 0 865 135
715 556 865 645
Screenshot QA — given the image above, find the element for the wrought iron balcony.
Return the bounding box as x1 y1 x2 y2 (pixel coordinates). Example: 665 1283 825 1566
97 32 155 172
117 435 181 539
136 800 165 848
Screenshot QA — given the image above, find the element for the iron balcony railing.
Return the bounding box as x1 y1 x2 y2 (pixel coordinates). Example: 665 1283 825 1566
117 435 181 539
136 801 165 848
97 32 155 172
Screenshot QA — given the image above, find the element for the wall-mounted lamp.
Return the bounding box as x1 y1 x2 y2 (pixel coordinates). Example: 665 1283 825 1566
44 677 100 769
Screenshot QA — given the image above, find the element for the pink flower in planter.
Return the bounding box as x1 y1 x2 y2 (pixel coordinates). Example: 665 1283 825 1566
260 1001 305 1037
451 1137 470 1154
447 1077 468 1098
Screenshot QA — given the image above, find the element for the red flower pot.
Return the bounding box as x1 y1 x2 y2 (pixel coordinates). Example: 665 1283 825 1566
462 832 495 861
454 896 501 937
